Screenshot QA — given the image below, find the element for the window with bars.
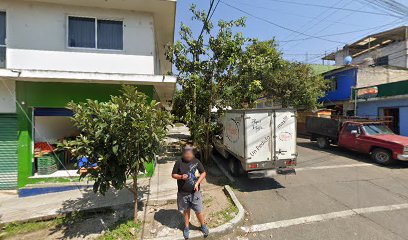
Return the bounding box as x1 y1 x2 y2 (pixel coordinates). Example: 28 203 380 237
68 16 123 50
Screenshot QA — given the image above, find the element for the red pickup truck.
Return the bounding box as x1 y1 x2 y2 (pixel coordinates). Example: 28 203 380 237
306 116 408 165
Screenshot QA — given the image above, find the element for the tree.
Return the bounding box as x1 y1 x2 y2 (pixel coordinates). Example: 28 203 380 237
264 61 327 109
166 4 248 161
235 40 327 109
168 6 327 161
60 86 172 223
171 89 188 123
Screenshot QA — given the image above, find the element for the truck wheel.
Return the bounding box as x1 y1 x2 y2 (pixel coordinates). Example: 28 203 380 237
228 158 245 177
316 137 329 149
371 148 395 165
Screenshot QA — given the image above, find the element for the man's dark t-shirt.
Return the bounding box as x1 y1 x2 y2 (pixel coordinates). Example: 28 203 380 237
172 158 205 196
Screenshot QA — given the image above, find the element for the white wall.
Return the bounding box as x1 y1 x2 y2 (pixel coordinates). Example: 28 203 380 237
0 79 16 113
0 0 157 74
34 116 79 142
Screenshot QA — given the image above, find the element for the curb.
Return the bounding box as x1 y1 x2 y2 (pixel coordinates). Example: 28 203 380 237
210 153 235 183
147 185 245 240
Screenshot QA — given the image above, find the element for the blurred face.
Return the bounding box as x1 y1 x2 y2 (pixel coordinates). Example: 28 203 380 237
183 150 194 162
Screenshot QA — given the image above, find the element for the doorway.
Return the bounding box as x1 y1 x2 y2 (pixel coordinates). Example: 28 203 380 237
380 107 400 134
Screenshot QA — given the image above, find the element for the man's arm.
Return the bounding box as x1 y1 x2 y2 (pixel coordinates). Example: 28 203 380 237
194 160 206 191
194 171 206 191
171 161 188 180
172 173 188 180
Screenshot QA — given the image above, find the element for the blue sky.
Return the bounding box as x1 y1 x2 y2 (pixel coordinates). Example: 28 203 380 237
175 0 408 64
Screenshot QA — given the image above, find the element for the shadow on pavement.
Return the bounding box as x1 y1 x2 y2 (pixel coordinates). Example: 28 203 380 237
48 185 149 239
234 176 285 192
153 209 185 230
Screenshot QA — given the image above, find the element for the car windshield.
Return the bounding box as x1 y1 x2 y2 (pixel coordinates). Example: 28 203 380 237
362 124 395 135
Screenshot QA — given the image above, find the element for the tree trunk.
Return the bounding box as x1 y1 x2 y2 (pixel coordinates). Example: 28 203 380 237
132 175 138 223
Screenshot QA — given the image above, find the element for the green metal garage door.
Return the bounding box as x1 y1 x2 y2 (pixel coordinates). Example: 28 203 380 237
0 114 18 189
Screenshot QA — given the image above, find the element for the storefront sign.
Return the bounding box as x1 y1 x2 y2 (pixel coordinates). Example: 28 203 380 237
357 86 378 99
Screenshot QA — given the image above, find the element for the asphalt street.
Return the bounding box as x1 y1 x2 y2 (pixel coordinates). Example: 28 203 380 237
212 137 408 240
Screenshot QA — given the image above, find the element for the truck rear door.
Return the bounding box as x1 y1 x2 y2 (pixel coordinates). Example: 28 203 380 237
274 110 297 161
245 111 273 166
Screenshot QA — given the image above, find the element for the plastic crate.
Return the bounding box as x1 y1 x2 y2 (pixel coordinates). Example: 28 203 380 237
37 154 58 175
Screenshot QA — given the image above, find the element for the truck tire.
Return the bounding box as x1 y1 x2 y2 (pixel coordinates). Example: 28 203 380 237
228 158 245 177
316 137 329 149
371 148 395 165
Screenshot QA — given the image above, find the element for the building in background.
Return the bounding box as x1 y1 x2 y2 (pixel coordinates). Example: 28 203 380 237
0 0 177 189
355 80 408 136
323 26 408 68
320 65 408 116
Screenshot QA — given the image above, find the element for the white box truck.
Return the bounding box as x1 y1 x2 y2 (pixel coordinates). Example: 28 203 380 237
213 109 297 176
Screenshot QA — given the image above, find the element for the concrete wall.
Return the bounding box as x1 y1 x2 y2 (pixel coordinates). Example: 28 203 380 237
334 41 408 68
357 97 408 136
356 66 408 88
0 79 15 113
0 0 157 74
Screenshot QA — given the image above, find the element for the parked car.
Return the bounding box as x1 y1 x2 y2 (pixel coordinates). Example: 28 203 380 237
213 109 297 177
306 116 408 165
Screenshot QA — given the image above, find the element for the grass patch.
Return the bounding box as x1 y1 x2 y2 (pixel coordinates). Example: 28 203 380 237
96 220 141 240
207 198 238 228
26 177 81 185
0 211 94 239
0 218 62 239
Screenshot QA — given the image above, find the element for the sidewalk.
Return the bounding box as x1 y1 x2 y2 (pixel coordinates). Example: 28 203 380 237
0 125 188 224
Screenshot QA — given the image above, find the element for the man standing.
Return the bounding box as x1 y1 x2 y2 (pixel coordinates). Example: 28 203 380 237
172 145 209 239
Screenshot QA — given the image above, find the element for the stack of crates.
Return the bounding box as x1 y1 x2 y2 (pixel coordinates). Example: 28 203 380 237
37 154 58 175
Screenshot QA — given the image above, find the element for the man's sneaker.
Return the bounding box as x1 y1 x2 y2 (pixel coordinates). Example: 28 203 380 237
183 227 190 239
201 224 209 238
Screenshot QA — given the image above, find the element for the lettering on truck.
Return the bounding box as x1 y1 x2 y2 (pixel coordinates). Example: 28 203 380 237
250 136 271 157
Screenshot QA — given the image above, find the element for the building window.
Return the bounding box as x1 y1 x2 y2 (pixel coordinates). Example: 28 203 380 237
329 76 337 91
68 16 123 50
0 12 6 68
375 56 389 66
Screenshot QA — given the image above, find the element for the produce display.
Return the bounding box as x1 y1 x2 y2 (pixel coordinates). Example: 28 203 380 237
34 142 55 157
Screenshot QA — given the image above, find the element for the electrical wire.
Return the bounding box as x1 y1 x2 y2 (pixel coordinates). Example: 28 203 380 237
281 0 350 47
220 0 347 44
264 0 403 18
227 0 366 28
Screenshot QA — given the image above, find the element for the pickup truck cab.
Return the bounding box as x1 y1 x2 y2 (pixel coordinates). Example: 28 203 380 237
336 122 408 165
307 117 408 165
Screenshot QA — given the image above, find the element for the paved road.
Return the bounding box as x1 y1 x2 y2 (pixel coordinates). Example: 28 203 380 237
212 138 408 240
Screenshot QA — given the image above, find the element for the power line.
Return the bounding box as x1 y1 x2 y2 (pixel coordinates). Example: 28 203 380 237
220 0 347 44
360 0 408 16
227 0 365 28
280 23 400 43
281 0 353 47
198 0 216 39
302 18 405 64
264 0 402 18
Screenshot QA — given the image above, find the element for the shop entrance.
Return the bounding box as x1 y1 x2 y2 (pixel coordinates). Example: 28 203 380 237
33 108 79 176
380 107 400 134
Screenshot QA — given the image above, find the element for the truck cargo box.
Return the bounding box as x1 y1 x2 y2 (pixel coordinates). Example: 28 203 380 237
219 109 297 173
